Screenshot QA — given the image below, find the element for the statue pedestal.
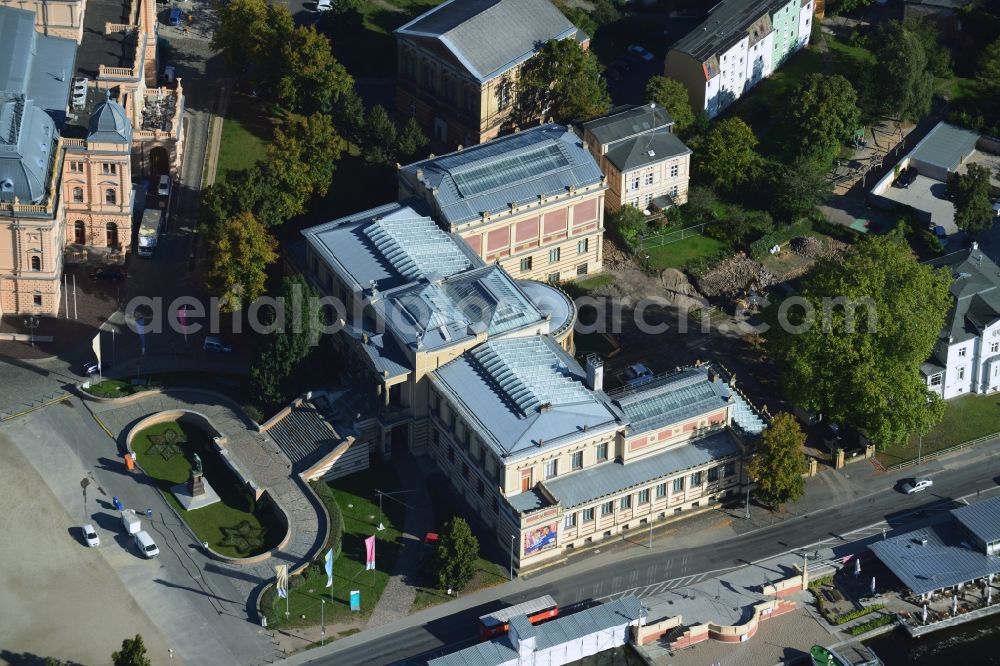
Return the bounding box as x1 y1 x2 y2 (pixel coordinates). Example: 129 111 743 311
172 472 221 511
188 472 205 497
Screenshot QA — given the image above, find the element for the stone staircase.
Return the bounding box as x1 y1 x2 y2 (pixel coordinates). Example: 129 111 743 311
265 402 339 465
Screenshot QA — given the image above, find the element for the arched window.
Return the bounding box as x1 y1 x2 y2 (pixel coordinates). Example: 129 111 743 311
30 255 40 271
105 188 116 205
106 222 119 248
72 186 83 202
74 220 85 244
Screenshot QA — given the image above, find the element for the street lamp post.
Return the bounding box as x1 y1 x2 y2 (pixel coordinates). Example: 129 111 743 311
509 534 515 581
745 482 752 520
23 315 39 347
918 434 923 465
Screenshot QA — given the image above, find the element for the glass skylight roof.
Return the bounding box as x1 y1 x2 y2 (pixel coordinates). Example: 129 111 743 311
471 337 592 415
451 143 570 197
363 211 471 281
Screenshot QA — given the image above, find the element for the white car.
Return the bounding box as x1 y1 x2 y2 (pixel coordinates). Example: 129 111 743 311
627 45 654 62
902 478 933 494
82 524 100 547
157 174 171 197
316 0 331 10
992 200 1000 217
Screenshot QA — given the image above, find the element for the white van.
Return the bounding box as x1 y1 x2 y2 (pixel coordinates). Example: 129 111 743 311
316 0 331 10
134 530 159 558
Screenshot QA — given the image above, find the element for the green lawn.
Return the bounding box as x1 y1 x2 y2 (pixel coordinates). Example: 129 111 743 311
645 234 728 271
214 93 275 183
875 393 1000 468
574 274 614 291
132 421 282 557
261 466 405 628
824 34 874 80
86 379 139 398
326 0 445 77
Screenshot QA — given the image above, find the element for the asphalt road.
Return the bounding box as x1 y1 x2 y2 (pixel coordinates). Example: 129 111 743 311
296 455 1000 666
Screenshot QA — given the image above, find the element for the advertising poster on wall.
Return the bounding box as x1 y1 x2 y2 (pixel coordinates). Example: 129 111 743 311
524 521 558 556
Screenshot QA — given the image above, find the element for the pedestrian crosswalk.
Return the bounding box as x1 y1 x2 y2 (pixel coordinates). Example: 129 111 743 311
598 570 726 603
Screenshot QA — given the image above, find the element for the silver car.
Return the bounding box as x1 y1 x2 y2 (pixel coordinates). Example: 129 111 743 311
902 478 933 494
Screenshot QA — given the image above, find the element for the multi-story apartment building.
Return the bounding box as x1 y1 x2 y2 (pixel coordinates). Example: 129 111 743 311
922 244 1000 400
301 202 767 570
664 0 814 119
398 124 607 283
580 104 692 212
394 0 585 150
0 0 86 42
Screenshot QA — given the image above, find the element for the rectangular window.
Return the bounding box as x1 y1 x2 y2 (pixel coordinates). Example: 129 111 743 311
547 272 560 284
630 176 640 191
958 367 966 380
656 483 667 499
602 501 614 516
959 347 967 357
644 172 654 186
992 342 999 354
644 193 653 207
637 489 650 504
33 294 42 306
708 467 719 482
691 471 702 486
724 461 736 477
565 512 576 528
578 238 588 254
930 374 942 387
582 507 595 522
545 459 558 479
69 161 83 173
549 247 560 263
670 185 679 197
520 256 533 272
571 451 583 470
576 263 588 276
670 164 679 178
620 495 632 510
673 477 684 493
597 442 608 461
102 163 116 175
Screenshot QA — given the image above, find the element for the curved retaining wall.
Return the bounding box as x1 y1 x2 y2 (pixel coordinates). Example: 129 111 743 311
125 409 290 564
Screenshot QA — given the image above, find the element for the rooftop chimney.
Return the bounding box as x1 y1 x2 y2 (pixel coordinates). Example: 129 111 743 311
585 354 604 392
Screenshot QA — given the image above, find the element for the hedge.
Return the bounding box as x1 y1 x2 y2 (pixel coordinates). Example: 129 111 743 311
808 575 834 589
834 604 884 625
749 219 813 259
847 614 895 636
310 480 344 559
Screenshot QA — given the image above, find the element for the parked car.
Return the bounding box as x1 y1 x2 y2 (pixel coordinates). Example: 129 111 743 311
929 224 947 240
902 477 933 494
157 174 171 197
82 361 101 376
203 336 232 353
627 45 655 62
992 200 1000 217
134 530 160 558
168 8 182 25
623 363 654 387
90 266 125 281
894 167 917 188
81 524 100 547
316 0 331 9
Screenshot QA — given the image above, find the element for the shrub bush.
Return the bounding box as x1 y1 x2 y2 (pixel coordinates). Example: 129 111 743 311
847 613 895 636
749 219 813 259
834 604 884 625
609 206 649 248
808 575 834 589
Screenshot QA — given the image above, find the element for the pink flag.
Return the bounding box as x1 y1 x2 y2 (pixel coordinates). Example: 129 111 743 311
365 536 376 571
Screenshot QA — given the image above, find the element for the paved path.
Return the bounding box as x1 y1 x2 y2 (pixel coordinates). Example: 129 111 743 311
365 452 436 629
89 389 327 606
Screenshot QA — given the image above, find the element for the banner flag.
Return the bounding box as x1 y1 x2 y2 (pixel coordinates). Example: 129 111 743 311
325 548 334 588
91 333 102 369
275 564 288 599
136 318 146 356
365 536 376 571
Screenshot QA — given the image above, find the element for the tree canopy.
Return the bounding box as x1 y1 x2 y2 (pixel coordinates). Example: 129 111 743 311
768 234 952 447
361 106 429 166
785 74 860 163
277 27 355 115
770 155 833 221
645 76 695 134
977 37 1000 108
516 38 610 126
267 113 342 210
698 118 759 190
112 635 151 666
205 211 278 311
948 164 995 234
748 413 808 508
608 205 648 245
433 517 479 592
867 21 935 120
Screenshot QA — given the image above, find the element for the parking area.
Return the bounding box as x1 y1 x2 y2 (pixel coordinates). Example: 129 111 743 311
878 174 958 233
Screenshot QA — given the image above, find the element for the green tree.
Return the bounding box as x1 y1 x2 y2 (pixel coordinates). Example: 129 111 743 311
363 105 398 166
948 164 994 234
977 37 1000 105
609 205 648 245
768 233 952 447
903 18 952 77
434 517 479 592
516 38 610 126
212 0 293 92
770 155 833 221
826 0 873 15
397 117 430 163
748 413 808 508
201 165 290 229
785 74 860 163
205 211 278 311
112 634 151 666
698 118 758 190
251 276 324 407
644 76 695 134
44 659 66 666
868 21 935 120
266 112 343 210
277 26 355 115
333 88 366 147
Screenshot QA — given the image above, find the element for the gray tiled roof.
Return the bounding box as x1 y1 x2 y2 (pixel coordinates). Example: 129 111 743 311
0 95 57 203
429 596 645 666
582 104 674 147
604 131 692 173
430 336 621 460
395 0 577 82
925 248 1000 345
343 324 412 380
951 496 1000 544
399 124 604 228
608 367 732 436
909 122 980 172
540 431 741 509
0 8 75 126
507 486 550 512
869 520 1000 595
88 100 132 144
671 0 796 62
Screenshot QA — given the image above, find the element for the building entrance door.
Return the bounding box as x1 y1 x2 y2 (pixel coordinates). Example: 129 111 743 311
390 423 409 456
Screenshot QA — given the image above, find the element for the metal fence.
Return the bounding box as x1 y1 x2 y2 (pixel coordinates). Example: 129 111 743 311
635 223 708 253
882 430 1000 473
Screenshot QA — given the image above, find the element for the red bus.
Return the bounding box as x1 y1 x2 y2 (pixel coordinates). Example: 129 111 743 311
478 595 559 639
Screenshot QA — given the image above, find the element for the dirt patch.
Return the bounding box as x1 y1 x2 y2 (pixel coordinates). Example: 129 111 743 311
694 252 777 298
